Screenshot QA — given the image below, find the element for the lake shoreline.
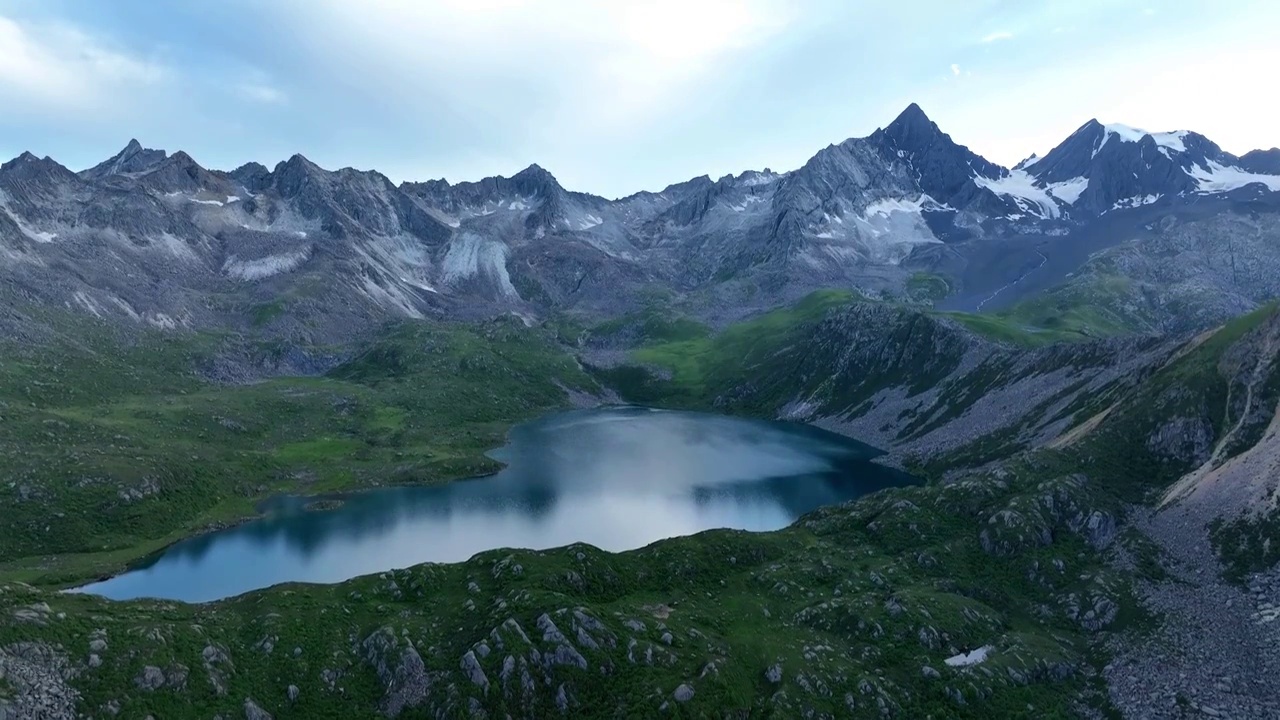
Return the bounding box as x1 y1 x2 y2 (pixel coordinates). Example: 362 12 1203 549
68 406 913 604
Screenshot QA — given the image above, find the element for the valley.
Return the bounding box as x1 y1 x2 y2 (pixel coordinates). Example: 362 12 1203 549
2 104 1280 718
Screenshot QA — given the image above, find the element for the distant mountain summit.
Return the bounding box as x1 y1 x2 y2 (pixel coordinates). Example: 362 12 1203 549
871 103 1005 205
1022 120 1280 215
81 139 168 180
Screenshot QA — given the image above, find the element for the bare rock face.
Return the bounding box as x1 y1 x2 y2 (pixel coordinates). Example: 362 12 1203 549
460 650 489 692
361 627 431 718
979 475 1115 557
202 644 234 696
134 665 166 691
0 643 80 720
243 698 272 720
673 683 695 702
1146 415 1214 465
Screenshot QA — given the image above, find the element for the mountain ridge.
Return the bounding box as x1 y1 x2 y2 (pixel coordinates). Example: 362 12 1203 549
2 104 1279 342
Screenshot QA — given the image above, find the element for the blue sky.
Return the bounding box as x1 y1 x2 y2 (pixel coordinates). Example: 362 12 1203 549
1 0 1276 198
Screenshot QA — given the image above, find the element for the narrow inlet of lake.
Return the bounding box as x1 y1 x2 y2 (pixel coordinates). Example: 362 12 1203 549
75 406 919 603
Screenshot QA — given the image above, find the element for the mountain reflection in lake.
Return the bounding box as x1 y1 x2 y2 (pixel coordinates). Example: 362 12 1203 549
76 407 918 603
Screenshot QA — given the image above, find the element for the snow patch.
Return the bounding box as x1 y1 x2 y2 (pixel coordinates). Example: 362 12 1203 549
28 230 57 243
223 249 311 281
400 276 439 293
188 197 225 206
1045 176 1089 205
804 193 946 265
1100 124 1191 154
944 646 992 667
972 170 1060 219
226 195 241 203
1110 194 1163 211
1018 153 1042 169
1187 161 1280 193
860 195 945 219
577 214 603 231
738 171 780 187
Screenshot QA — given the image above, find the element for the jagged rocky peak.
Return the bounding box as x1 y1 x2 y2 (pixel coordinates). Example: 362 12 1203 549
134 150 233 195
0 151 81 191
879 103 936 150
2 151 45 172
229 162 273 193
270 154 330 197
509 163 564 198
401 163 571 221
81 139 168 180
276 153 323 175
1020 119 1107 182
871 103 1005 206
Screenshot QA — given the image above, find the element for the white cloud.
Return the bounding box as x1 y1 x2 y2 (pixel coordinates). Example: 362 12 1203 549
981 31 1014 43
277 0 794 142
0 13 168 116
950 63 961 76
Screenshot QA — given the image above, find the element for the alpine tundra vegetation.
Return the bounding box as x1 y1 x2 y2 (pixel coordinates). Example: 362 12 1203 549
3 102 1280 719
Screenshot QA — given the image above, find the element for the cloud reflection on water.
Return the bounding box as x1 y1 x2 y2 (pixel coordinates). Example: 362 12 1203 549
76 407 917 603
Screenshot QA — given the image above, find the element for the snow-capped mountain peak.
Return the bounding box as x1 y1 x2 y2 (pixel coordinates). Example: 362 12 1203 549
1013 116 1280 216
1098 123 1191 154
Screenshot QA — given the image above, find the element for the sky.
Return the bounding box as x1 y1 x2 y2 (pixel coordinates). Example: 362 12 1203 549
0 0 1277 198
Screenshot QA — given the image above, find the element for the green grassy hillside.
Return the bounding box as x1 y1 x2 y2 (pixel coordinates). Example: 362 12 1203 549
0 316 594 583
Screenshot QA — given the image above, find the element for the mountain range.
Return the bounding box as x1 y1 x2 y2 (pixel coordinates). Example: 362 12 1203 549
3 104 1280 343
